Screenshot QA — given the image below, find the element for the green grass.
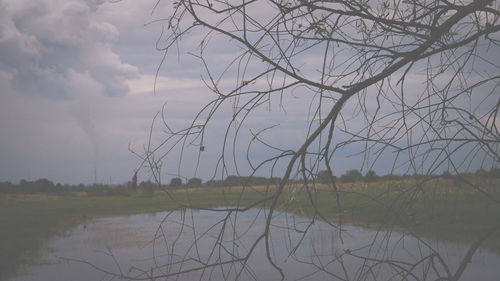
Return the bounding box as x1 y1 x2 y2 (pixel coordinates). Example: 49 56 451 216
1 178 499 280
279 178 500 248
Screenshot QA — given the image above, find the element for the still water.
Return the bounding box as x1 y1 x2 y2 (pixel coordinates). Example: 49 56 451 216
10 208 500 281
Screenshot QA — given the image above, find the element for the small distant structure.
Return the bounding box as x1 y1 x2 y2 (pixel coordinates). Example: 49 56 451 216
130 170 138 189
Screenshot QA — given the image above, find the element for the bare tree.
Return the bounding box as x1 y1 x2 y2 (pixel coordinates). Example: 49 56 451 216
121 0 500 280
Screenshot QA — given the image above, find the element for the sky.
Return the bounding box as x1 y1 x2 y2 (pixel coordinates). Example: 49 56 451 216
0 0 184 184
0 0 279 185
0 0 497 185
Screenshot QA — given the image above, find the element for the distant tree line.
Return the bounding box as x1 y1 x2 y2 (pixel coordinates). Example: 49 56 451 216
318 168 500 184
1 168 499 195
0 179 161 196
206 176 282 187
167 176 281 188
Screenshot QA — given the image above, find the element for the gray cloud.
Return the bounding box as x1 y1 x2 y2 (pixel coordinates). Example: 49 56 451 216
0 0 139 99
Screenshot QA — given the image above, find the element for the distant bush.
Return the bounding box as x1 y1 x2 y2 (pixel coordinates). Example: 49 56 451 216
488 167 500 178
85 184 129 197
188 178 202 187
204 176 281 187
116 186 137 196
441 171 453 178
474 167 500 178
364 170 378 182
317 170 336 184
380 174 402 181
170 177 183 188
223 176 279 186
205 179 223 187
0 181 14 193
340 170 363 183
475 169 488 177
139 180 157 196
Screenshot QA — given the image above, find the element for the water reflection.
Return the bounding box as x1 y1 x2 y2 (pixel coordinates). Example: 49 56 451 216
10 209 500 281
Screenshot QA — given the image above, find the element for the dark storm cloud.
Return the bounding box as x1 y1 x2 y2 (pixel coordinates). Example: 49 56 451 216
0 0 139 99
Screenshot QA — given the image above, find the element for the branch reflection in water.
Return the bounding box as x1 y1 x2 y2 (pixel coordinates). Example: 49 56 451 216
11 208 500 281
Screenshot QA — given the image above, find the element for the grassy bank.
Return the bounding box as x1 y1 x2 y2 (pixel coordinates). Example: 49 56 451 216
1 178 499 280
283 178 500 248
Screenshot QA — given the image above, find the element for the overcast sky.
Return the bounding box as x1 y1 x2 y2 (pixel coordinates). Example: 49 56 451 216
0 0 497 185
0 0 286 185
0 0 183 184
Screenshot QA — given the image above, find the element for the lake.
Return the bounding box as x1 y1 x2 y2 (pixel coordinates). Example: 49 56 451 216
10 208 500 281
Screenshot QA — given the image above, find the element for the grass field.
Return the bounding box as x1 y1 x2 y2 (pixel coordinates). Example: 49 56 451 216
1 177 499 280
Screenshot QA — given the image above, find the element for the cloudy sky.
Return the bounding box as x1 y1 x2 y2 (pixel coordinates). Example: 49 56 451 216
0 0 295 185
0 0 190 184
0 0 497 185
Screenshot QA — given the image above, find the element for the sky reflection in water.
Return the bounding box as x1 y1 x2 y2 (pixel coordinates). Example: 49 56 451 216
11 209 500 281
